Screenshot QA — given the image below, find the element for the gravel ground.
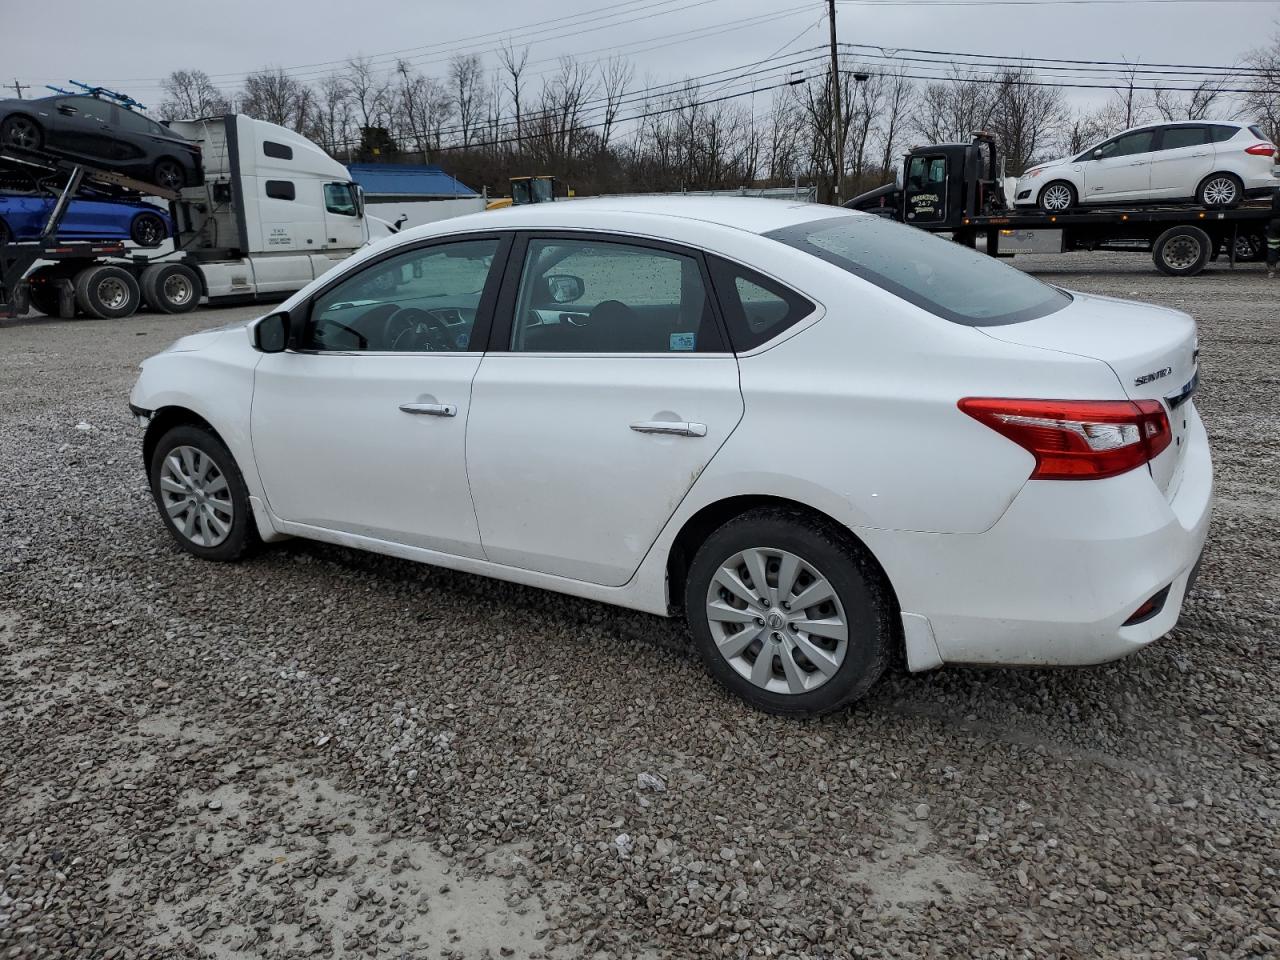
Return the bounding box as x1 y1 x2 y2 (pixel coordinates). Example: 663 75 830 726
1 252 1277 960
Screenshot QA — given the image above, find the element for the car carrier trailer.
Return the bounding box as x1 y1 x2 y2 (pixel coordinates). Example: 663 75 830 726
847 133 1274 277
0 113 382 319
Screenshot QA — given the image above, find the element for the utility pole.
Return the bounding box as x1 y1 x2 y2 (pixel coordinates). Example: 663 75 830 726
11 79 30 100
827 0 844 206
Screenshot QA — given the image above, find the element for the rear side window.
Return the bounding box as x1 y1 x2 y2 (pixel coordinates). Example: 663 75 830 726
1159 126 1208 149
265 180 295 201
1209 125 1240 143
263 140 293 160
708 258 814 351
766 214 1071 327
1248 124 1269 140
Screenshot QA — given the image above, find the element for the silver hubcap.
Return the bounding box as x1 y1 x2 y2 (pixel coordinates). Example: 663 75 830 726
1041 184 1072 211
1202 178 1236 205
163 273 193 305
159 445 233 547
705 547 849 696
1162 236 1201 270
98 277 128 310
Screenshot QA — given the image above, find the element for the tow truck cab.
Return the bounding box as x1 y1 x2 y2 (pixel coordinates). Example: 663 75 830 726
851 133 1006 228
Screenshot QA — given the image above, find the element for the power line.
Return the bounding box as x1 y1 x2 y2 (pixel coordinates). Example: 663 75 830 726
836 0 1274 5
840 43 1272 77
841 66 1278 94
841 50 1266 84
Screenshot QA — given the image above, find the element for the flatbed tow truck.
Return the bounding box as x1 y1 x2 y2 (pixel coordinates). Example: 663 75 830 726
847 133 1274 277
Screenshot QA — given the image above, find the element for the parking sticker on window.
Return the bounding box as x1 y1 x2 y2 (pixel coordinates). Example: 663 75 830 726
670 332 696 351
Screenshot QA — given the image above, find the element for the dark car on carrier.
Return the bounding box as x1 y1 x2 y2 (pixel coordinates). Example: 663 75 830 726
0 95 202 191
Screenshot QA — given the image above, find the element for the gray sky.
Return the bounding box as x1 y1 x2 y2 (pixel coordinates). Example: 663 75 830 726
3 0 1277 115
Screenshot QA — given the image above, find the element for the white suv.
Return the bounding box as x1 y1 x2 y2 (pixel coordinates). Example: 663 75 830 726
1015 121 1278 211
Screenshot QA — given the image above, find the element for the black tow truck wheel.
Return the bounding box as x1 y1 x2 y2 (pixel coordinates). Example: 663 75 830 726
1153 225 1212 277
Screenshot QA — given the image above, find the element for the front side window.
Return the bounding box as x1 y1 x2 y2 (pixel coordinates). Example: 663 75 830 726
304 238 499 352
708 258 814 351
1159 126 1208 150
766 214 1070 327
1098 130 1155 159
509 238 723 353
324 182 357 216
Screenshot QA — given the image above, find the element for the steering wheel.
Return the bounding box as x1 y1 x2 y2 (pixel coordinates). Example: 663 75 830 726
384 308 455 352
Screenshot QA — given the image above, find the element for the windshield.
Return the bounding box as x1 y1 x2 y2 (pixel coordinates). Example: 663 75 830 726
765 214 1071 326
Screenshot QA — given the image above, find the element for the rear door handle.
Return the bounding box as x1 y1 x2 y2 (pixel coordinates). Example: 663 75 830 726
399 402 456 417
630 420 707 437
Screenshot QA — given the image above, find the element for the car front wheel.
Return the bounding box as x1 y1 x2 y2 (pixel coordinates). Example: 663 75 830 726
1038 181 1077 213
685 507 894 716
148 424 257 561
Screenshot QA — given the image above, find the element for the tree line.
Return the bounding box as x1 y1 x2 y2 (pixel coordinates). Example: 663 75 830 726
158 34 1280 202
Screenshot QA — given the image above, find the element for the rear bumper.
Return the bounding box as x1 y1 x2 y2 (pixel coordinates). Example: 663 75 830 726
866 407 1213 669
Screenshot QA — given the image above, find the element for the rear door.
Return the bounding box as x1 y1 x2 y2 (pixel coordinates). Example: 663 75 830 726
1148 125 1213 200
466 233 744 586
1082 129 1155 201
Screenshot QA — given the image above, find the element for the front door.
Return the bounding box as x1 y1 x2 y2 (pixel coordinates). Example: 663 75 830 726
1082 128 1155 202
48 97 116 163
322 181 367 251
903 154 948 223
251 234 507 557
467 234 744 586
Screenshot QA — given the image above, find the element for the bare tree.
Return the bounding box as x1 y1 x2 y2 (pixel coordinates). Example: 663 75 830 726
498 42 530 146
911 69 997 146
158 70 230 120
875 69 913 180
988 69 1067 174
1244 30 1280 141
599 56 634 149
1059 106 1112 156
1152 79 1232 122
311 73 353 158
450 54 486 148
239 68 311 131
765 90 802 183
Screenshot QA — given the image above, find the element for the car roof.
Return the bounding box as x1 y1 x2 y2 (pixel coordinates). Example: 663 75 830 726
404 196 853 243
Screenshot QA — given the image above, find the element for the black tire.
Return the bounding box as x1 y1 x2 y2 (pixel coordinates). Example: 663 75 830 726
73 265 141 319
0 218 10 245
27 284 60 317
0 114 42 151
1153 225 1212 277
130 211 168 247
685 507 894 717
148 424 258 562
140 263 200 313
153 158 185 192
1038 180 1077 213
1196 172 1243 209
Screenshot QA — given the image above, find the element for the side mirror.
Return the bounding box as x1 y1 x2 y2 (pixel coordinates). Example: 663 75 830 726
545 274 584 304
253 311 290 353
1092 148 1104 159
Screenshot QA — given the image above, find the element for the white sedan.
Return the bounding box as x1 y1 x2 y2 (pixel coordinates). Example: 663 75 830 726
130 198 1212 716
1014 120 1278 211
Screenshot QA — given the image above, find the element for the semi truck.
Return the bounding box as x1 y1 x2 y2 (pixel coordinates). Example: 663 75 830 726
0 113 390 319
847 133 1274 277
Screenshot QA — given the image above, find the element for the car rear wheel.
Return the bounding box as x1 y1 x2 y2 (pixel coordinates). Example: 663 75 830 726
153 159 185 192
1038 181 1077 213
1197 173 1242 208
1 115 42 151
1153 225 1212 277
685 507 893 717
140 263 199 313
130 212 168 247
148 424 257 561
74 265 140 319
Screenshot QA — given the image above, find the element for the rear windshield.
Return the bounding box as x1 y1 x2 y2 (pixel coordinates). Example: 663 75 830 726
765 214 1071 326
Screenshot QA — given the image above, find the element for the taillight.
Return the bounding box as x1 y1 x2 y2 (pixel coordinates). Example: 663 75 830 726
1245 143 1275 156
958 398 1172 480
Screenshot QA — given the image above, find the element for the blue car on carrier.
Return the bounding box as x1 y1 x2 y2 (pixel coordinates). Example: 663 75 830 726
0 193 172 247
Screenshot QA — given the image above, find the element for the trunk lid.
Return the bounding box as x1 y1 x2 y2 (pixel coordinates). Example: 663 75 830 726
978 291 1198 497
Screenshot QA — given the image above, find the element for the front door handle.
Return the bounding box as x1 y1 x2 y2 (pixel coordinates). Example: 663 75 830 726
630 420 707 437
399 402 456 417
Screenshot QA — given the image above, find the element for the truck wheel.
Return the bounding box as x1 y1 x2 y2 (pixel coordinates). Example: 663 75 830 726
27 284 60 317
1197 173 1242 208
1038 181 1076 212
74 265 141 319
140 263 200 314
1153 226 1212 277
130 212 169 247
